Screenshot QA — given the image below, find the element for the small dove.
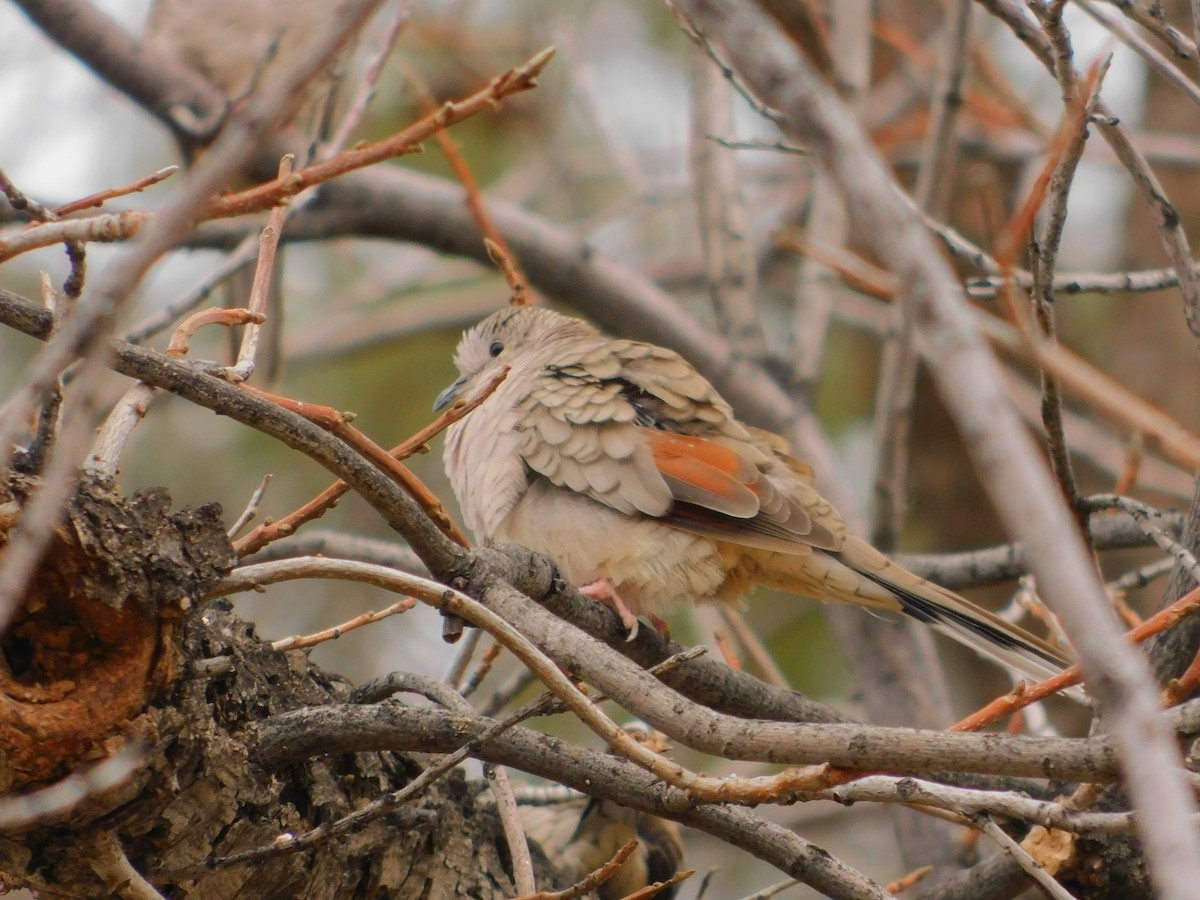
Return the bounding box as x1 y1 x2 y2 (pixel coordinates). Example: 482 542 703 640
519 796 684 898
437 306 1072 682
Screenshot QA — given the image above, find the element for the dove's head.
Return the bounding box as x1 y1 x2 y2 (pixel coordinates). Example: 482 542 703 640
434 306 596 411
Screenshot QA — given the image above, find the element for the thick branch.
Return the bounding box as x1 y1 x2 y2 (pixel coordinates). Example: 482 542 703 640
256 704 892 900
12 0 223 135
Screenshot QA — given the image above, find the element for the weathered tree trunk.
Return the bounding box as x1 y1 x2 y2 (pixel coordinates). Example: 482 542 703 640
0 472 545 898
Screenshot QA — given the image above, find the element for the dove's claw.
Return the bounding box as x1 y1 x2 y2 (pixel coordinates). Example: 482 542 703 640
580 578 641 640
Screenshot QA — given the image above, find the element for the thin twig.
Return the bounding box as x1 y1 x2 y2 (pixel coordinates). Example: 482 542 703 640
485 239 529 307
88 830 165 900
738 878 801 899
869 0 972 550
165 307 265 358
270 598 416 651
514 841 639 900
226 475 274 539
460 640 503 699
1026 27 1108 540
229 156 293 382
232 367 505 556
441 626 483 688
689 51 766 360
1085 494 1200 584
318 3 409 157
84 383 158 478
53 166 179 217
478 667 539 718
883 866 933 895
0 168 58 221
953 579 1200 732
1076 0 1200 110
399 60 530 305
206 47 556 221
974 814 1077 899
717 607 789 689
1164 639 1200 704
1099 0 1195 58
486 761 536 895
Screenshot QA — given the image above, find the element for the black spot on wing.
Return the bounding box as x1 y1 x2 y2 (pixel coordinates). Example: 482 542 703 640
542 362 603 384
616 380 673 428
542 365 662 428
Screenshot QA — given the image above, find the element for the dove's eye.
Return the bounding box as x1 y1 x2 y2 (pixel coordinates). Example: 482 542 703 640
489 340 505 358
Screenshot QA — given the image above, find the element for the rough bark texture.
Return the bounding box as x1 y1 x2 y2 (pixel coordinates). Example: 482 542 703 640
0 473 551 898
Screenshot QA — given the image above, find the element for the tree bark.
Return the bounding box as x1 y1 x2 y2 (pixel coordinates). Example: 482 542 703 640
0 471 552 898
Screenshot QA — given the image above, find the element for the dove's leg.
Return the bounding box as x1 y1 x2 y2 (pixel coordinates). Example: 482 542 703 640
580 578 641 641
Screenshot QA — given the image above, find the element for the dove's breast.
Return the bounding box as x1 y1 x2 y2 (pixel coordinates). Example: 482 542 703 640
444 412 529 541
493 477 736 616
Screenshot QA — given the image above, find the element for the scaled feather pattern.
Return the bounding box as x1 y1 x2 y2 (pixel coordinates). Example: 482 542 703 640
441 306 1073 682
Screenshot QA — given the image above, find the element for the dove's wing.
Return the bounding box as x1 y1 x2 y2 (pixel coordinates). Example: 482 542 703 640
514 337 845 554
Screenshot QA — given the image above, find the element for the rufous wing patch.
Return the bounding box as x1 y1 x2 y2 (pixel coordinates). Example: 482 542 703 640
641 427 843 553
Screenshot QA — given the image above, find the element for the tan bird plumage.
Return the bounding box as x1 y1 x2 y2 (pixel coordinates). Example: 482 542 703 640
519 796 684 899
439 306 1072 682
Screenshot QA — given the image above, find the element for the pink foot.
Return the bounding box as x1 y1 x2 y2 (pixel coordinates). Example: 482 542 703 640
581 578 641 641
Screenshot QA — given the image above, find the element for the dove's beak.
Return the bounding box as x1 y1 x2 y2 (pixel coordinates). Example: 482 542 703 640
433 375 468 412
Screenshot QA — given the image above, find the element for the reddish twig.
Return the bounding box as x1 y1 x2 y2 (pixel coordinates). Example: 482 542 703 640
1163 643 1200 706
713 630 742 670
1113 432 1145 495
883 865 933 895
271 598 418 651
206 48 555 221
401 61 531 305
1110 591 1145 630
233 368 506 556
954 581 1200 732
718 606 790 689
514 840 639 900
812 580 1200 792
52 166 179 217
238 383 469 545
0 49 556 265
486 238 530 307
165 307 265 358
992 53 1107 332
230 156 293 381
391 367 508 459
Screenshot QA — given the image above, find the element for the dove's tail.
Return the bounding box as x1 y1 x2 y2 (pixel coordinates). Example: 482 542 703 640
852 560 1072 685
760 535 1073 686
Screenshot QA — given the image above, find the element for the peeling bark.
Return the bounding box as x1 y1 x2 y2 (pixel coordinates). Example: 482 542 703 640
0 474 554 898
